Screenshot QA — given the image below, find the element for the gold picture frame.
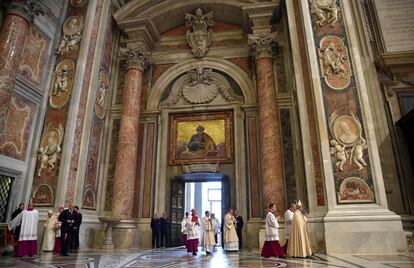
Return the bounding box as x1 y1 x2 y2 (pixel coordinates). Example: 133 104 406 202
169 111 233 165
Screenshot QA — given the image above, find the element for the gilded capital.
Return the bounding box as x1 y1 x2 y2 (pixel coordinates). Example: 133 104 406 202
7 0 45 22
126 47 151 71
248 32 278 59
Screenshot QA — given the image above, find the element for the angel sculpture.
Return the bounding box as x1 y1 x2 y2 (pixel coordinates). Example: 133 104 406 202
188 66 212 85
185 8 214 58
350 138 368 171
330 139 347 171
37 127 63 177
52 64 70 95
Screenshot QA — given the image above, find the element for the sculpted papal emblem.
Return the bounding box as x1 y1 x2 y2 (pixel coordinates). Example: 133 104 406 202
49 59 75 108
309 0 339 27
185 8 214 58
329 111 368 171
338 177 374 203
37 123 64 177
319 35 351 90
95 70 110 120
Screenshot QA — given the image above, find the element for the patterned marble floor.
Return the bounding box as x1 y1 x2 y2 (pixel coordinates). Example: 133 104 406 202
1 247 414 268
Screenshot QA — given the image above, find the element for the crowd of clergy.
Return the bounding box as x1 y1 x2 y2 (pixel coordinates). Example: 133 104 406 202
7 201 82 257
175 200 311 258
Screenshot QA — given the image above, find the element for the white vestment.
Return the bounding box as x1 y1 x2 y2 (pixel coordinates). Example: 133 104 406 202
211 218 220 235
42 214 58 251
186 218 200 240
181 216 190 234
9 209 39 242
265 211 279 241
202 216 215 252
284 209 294 239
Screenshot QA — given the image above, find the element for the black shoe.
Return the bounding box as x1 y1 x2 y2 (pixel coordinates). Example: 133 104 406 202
192 252 197 256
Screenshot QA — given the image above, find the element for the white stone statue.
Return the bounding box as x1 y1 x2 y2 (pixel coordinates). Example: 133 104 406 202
55 32 81 54
309 0 339 27
96 81 108 109
185 8 214 58
320 42 347 78
330 139 348 171
52 64 69 95
350 138 368 171
37 131 62 177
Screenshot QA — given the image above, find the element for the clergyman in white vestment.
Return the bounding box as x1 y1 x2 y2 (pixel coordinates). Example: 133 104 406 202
8 203 39 257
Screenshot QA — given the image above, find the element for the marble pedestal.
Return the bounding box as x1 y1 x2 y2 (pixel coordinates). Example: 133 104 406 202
99 218 138 249
324 211 407 254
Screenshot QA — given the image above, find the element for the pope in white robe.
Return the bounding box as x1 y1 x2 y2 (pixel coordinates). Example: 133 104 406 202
8 203 39 257
287 201 312 257
202 211 215 254
42 210 58 251
223 209 238 251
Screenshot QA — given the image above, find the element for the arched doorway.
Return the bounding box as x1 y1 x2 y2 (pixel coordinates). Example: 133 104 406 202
169 172 230 246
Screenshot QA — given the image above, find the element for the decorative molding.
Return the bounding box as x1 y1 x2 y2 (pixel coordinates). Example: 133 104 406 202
248 32 278 59
126 46 151 71
7 0 45 22
161 66 241 106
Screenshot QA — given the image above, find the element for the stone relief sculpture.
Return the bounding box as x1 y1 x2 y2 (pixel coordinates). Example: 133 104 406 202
37 123 64 177
309 0 339 27
56 16 83 55
95 70 110 120
185 8 214 58
161 66 240 106
338 177 374 203
329 111 368 172
49 59 75 108
71 0 87 7
318 35 351 90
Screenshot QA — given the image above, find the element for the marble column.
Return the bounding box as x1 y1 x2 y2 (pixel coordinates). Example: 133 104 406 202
0 0 44 132
111 47 150 219
248 32 286 216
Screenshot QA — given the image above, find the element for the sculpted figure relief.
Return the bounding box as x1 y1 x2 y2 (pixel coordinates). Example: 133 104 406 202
95 70 110 119
320 42 347 78
185 8 214 58
309 0 339 27
52 64 69 95
56 16 83 55
49 59 75 108
37 124 64 177
329 111 368 172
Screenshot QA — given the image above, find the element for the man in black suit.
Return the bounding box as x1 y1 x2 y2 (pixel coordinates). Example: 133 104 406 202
160 212 170 247
58 203 75 256
11 203 24 242
71 206 82 250
150 214 161 248
234 209 244 249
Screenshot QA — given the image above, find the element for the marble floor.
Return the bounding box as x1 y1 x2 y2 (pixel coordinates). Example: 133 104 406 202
1 247 414 268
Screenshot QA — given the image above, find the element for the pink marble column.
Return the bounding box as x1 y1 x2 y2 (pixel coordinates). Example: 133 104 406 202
0 0 44 132
249 32 286 216
112 47 150 219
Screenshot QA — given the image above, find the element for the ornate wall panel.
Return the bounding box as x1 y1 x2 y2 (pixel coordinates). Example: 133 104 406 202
0 94 35 160
82 10 116 210
31 1 90 206
294 0 325 206
308 0 375 204
18 26 49 86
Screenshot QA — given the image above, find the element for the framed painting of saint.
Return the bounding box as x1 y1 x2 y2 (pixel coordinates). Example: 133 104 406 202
169 111 233 165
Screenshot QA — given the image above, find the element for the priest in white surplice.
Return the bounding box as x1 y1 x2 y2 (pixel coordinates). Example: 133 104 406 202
8 201 39 257
42 210 58 251
261 203 285 258
282 200 296 254
202 211 215 255
186 208 200 256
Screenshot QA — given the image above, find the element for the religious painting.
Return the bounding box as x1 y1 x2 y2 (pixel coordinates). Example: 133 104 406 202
82 186 96 209
169 111 233 165
337 177 374 204
32 184 54 206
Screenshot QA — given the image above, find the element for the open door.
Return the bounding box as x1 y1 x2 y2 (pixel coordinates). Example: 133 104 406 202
221 175 230 246
169 178 185 247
